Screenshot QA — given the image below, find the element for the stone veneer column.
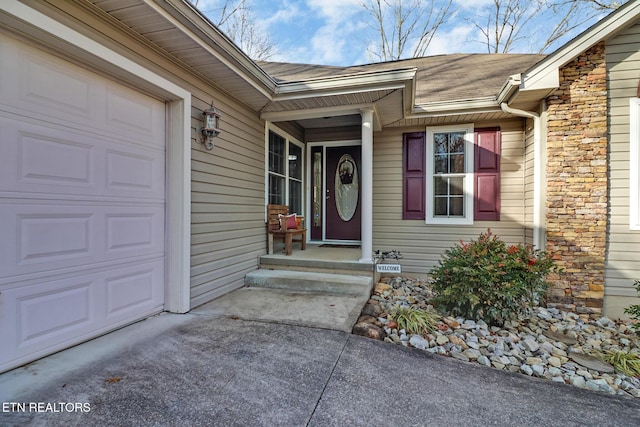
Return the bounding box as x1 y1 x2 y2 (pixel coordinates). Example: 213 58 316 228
545 42 608 314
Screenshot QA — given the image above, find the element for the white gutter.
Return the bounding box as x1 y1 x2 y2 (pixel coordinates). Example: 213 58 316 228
497 74 522 105
274 68 416 97
273 82 405 101
500 102 546 250
409 97 500 117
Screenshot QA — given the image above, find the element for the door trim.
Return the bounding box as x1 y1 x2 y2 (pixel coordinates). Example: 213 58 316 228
306 140 361 243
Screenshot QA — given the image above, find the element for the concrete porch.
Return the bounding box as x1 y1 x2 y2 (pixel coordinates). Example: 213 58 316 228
260 243 373 275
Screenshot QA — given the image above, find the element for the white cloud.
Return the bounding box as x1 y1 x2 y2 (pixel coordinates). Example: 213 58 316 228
303 0 367 65
306 0 362 20
453 0 494 10
308 25 349 64
262 1 303 27
425 25 478 55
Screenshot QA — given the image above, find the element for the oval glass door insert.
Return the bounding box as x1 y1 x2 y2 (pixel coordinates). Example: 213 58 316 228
335 154 359 221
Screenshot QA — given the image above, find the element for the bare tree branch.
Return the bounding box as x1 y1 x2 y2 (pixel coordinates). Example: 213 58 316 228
468 0 626 54
190 0 278 60
471 0 543 54
363 0 454 62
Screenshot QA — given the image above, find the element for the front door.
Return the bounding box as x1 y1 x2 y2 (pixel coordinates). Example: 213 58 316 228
311 145 361 241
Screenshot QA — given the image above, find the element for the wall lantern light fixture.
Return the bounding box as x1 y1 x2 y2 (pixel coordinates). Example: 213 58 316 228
200 102 221 150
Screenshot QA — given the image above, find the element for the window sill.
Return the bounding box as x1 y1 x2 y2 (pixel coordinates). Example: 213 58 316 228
426 217 474 226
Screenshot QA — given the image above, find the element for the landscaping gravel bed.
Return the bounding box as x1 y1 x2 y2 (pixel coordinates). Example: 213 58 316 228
354 276 640 399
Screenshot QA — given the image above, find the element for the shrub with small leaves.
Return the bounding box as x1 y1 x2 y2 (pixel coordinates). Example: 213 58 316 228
624 280 640 332
429 229 558 326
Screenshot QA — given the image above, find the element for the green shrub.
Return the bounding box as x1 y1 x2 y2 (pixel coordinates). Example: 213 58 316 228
389 307 438 335
429 229 557 326
623 280 640 332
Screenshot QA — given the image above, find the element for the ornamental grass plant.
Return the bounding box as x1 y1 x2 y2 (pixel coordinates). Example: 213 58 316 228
389 307 438 335
594 350 640 377
430 229 558 326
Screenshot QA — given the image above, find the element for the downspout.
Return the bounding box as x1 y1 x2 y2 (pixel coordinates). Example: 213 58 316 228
500 102 546 250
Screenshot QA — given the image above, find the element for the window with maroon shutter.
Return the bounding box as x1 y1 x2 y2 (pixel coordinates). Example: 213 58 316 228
474 127 501 221
402 132 426 219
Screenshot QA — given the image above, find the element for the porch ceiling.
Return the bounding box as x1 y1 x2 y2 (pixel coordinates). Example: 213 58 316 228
295 115 362 129
261 87 406 130
259 63 416 131
261 89 398 114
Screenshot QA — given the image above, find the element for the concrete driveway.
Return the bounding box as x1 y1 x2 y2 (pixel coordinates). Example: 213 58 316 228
1 307 639 426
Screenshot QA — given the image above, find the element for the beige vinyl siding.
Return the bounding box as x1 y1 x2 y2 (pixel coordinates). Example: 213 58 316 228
190 96 266 307
36 1 268 309
373 119 528 274
523 117 535 245
604 20 640 317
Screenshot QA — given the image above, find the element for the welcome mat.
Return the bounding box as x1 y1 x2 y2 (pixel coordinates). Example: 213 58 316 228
319 244 361 249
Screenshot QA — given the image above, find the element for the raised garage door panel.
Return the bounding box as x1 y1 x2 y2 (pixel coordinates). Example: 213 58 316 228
0 35 166 372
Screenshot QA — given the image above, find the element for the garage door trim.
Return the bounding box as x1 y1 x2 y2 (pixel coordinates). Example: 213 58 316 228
2 1 192 314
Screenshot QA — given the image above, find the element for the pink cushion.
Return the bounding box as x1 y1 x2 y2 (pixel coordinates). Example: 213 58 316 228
279 214 297 230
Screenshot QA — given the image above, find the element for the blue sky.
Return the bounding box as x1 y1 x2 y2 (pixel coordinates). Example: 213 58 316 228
194 0 611 66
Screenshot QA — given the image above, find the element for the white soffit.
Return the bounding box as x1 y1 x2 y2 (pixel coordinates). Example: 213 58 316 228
91 0 275 110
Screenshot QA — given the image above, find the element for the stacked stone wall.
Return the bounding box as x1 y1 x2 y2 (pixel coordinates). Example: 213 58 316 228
545 42 608 314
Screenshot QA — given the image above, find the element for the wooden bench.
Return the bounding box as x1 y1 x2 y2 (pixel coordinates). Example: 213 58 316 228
267 204 306 256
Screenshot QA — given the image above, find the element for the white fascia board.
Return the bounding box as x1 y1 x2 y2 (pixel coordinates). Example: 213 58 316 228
521 68 560 92
274 68 416 97
408 97 501 117
262 104 382 131
261 104 375 122
151 0 276 98
522 1 640 91
405 78 416 116
274 82 406 101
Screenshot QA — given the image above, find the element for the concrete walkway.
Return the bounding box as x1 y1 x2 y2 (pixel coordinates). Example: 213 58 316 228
1 302 640 426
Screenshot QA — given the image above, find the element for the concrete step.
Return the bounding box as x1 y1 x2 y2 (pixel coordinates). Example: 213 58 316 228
195 287 368 333
245 269 373 297
258 263 370 277
258 255 373 276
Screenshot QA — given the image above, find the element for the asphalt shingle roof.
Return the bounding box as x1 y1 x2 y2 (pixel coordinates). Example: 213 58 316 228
258 54 546 104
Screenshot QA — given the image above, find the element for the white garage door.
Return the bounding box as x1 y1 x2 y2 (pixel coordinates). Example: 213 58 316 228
0 36 166 372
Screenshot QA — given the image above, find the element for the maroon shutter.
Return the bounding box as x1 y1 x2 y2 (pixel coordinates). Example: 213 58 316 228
403 132 426 219
474 128 501 221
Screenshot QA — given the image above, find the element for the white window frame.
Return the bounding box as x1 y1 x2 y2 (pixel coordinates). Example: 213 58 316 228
265 123 304 216
425 123 475 225
630 98 640 230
